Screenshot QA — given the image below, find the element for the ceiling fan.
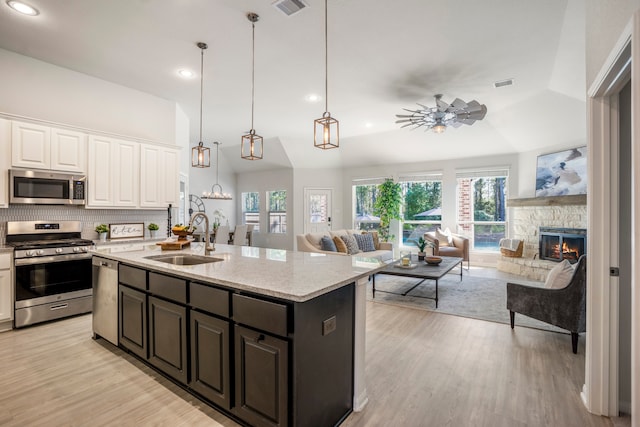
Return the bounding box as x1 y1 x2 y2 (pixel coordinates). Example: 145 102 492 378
396 94 487 133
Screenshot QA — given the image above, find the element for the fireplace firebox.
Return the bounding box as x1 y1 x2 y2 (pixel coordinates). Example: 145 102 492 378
539 227 586 263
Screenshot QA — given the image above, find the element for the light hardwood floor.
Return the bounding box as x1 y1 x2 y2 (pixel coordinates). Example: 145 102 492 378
0 302 612 427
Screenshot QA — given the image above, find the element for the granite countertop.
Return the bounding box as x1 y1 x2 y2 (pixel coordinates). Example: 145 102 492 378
93 242 388 302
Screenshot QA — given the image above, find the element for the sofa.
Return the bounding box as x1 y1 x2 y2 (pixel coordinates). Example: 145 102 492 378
424 229 470 269
296 229 393 262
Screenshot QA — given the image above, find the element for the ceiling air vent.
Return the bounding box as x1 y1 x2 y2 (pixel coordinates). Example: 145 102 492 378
494 78 514 88
272 0 308 16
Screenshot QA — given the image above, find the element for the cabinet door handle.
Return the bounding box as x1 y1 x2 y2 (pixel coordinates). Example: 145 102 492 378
257 334 265 342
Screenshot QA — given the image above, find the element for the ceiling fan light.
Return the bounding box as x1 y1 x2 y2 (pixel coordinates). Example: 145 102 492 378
432 123 447 134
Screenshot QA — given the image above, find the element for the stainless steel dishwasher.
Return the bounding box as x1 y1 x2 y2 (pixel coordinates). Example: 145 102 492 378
92 256 119 345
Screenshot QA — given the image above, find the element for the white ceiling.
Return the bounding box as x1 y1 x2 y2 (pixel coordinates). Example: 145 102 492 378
0 0 586 173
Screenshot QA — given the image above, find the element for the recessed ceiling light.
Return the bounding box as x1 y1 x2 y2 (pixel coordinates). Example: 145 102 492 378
305 93 321 102
6 1 39 16
177 69 195 78
365 122 373 128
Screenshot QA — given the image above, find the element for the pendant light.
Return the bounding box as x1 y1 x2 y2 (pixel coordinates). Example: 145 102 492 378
314 0 339 149
191 42 211 168
241 13 263 160
203 141 232 200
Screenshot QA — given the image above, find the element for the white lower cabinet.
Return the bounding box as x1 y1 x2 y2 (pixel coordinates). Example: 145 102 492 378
0 253 13 331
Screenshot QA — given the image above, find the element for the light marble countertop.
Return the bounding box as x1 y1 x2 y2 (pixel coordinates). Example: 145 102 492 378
93 242 388 302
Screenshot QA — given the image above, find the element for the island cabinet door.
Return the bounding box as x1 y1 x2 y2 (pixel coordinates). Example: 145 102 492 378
119 285 147 359
233 325 289 427
148 296 188 385
189 311 230 410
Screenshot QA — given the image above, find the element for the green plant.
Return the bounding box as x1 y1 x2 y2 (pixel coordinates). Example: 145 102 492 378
416 236 428 253
373 178 402 242
95 224 108 234
147 223 159 231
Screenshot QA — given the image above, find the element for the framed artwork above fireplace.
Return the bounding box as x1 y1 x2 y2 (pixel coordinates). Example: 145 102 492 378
535 146 587 197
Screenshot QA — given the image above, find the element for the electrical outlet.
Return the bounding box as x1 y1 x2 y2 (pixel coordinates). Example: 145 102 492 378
322 315 336 336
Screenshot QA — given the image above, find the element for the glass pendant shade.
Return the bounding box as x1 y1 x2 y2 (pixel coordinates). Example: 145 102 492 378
314 113 339 149
192 141 210 167
432 123 447 134
241 130 264 160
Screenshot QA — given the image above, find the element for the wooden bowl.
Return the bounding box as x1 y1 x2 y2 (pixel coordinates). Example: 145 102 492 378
425 256 442 265
172 229 194 241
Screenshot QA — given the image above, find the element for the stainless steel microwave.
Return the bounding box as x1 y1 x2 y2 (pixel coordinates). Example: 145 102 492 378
9 169 86 205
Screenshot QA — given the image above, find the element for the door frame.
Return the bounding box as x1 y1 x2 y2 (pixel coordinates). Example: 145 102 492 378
585 12 638 417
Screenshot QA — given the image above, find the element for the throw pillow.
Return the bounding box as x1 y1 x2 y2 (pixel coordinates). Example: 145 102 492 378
354 233 376 252
435 228 453 246
333 236 348 253
341 234 361 255
544 259 575 289
364 231 380 250
320 236 337 252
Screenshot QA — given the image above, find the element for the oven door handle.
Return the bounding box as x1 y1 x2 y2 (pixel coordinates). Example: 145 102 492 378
15 253 93 266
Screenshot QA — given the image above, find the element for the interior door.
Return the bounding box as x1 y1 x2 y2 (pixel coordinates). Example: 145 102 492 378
303 188 332 234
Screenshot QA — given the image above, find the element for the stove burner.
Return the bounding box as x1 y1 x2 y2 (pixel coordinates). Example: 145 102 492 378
7 238 94 250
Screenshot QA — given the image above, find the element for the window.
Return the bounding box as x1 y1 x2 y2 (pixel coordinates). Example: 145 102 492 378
399 174 442 246
241 192 260 232
268 190 287 234
352 179 382 231
456 169 508 251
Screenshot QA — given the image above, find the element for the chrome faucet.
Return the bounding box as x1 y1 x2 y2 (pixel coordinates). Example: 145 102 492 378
189 212 215 255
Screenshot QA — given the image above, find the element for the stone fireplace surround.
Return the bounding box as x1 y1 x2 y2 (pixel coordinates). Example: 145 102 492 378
497 196 587 281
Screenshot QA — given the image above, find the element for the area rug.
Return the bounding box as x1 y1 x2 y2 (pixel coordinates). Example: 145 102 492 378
368 270 567 333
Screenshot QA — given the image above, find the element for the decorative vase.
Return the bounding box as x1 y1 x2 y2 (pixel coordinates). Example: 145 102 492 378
418 252 426 261
99 232 107 242
150 230 158 239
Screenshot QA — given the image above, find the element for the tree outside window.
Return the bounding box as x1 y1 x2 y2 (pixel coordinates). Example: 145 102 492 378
242 192 260 232
353 184 380 230
401 180 442 246
457 175 507 251
268 190 287 234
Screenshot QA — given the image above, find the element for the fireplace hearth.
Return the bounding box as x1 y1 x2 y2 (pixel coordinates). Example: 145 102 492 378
539 227 586 263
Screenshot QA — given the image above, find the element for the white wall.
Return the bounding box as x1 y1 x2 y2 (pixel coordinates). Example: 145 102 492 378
0 48 177 144
236 168 294 250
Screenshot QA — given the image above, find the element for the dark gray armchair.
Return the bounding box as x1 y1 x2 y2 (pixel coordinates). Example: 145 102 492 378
506 255 586 354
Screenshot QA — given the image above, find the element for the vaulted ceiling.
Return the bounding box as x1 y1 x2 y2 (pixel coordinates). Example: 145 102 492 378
0 0 586 173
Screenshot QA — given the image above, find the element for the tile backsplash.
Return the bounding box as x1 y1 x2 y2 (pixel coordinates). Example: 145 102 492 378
0 205 171 244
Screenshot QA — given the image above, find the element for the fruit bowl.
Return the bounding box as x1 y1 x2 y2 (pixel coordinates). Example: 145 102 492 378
425 256 442 265
172 229 194 241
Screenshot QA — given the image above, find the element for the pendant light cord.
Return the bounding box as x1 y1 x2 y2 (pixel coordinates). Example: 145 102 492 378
324 0 328 114
199 46 204 142
251 20 256 131
215 142 220 184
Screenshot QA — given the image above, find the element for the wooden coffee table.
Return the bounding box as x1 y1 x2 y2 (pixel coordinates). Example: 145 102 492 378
372 256 463 308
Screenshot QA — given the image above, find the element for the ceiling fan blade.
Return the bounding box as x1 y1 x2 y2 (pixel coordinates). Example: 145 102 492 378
450 121 464 128
401 122 418 129
396 119 415 123
450 98 468 110
435 98 449 112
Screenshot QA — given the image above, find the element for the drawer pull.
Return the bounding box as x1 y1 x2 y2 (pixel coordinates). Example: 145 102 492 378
257 334 265 342
50 304 69 311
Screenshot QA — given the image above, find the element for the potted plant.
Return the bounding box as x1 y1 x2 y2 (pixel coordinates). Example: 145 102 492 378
147 223 159 239
95 224 109 242
416 236 429 261
373 179 402 242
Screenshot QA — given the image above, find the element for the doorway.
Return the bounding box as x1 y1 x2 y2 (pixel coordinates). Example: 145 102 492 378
303 188 332 234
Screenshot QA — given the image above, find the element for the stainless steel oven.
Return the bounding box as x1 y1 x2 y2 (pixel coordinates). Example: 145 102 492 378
9 169 86 205
7 221 94 327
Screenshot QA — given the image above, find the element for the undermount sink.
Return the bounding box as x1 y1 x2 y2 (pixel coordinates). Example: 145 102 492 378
145 254 223 266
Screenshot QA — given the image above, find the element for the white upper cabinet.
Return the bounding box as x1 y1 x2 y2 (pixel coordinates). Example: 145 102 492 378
12 122 50 169
51 128 86 173
0 119 11 208
140 144 179 208
87 136 138 208
12 121 86 173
